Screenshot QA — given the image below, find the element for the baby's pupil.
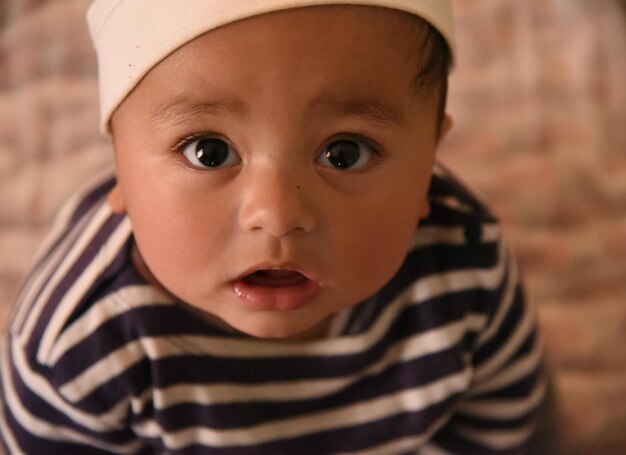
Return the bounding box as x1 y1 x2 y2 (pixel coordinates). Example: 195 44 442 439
195 139 229 167
325 140 360 169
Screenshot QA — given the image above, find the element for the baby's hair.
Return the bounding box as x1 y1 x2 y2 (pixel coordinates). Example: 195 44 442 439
389 10 452 133
413 21 451 133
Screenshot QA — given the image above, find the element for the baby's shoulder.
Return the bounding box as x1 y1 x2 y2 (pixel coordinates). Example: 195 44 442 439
413 162 504 257
4 171 181 408
6 171 140 369
426 162 499 227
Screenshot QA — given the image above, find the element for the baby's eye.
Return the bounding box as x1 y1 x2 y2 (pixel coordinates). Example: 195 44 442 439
316 138 376 170
181 137 240 169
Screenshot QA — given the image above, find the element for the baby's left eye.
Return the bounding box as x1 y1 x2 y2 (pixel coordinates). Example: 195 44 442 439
316 139 376 170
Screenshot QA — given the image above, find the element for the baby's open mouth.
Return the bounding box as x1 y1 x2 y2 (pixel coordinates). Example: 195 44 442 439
233 268 321 311
242 270 309 287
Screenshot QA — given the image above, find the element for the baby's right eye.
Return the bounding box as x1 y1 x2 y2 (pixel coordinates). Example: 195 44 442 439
181 136 241 169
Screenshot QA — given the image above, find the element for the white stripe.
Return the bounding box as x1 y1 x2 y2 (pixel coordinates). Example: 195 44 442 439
290 256 504 358
335 413 454 455
475 241 517 348
465 313 488 333
419 443 455 455
59 337 150 402
0 344 28 455
469 338 543 396
128 387 154 417
11 202 100 337
430 196 475 214
473 293 536 384
412 223 500 249
1 339 141 453
460 377 548 420
408 259 505 305
8 332 127 432
36 216 132 364
326 304 354 337
60 315 482 405
17 203 114 345
453 421 538 451
46 285 175 366
133 369 472 450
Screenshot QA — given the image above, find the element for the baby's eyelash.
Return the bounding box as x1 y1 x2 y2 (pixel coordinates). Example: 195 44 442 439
333 133 384 155
171 132 219 153
171 131 384 157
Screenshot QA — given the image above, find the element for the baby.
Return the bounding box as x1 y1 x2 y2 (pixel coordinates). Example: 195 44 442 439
0 1 547 453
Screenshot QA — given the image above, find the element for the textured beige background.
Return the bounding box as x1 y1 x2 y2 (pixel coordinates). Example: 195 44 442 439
442 3 626 453
1 0 625 453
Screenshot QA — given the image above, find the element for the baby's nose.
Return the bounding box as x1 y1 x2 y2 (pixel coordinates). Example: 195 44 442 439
238 166 317 237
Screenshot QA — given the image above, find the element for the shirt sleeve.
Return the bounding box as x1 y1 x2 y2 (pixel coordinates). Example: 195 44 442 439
0 176 148 454
0 331 152 455
427 240 547 454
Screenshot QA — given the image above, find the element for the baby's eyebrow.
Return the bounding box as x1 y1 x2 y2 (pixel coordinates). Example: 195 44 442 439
311 95 408 128
149 93 407 128
150 93 246 127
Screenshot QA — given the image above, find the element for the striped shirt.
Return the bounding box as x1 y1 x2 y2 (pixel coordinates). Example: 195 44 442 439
0 164 545 454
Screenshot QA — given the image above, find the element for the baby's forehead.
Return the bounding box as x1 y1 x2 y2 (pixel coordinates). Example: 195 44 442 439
128 13 428 115
172 6 431 64
88 1 455 134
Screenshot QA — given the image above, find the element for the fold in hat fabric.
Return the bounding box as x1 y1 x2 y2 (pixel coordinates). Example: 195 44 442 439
87 0 455 134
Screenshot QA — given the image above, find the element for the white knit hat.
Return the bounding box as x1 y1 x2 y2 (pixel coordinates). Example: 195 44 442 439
87 0 455 135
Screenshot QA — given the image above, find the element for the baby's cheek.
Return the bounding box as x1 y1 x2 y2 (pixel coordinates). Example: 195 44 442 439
342 225 413 295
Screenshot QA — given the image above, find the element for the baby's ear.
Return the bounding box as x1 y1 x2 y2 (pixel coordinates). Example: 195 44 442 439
107 184 127 214
437 113 453 144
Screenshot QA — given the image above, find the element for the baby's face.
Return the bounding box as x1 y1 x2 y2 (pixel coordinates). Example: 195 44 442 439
111 6 447 339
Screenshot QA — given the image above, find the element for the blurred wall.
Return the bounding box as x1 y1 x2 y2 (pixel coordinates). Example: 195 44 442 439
440 1 626 453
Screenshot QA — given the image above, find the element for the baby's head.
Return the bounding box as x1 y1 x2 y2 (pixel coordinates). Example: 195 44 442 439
88 1 455 339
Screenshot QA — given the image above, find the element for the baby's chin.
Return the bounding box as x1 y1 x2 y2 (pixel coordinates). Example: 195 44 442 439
222 313 334 341
174 296 333 340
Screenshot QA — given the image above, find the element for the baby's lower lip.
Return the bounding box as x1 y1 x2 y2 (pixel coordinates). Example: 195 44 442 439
233 270 321 311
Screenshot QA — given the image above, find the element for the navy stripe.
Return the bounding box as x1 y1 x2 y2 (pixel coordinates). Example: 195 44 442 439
26 213 128 353
73 357 154 415
132 346 466 431
168 395 461 455
453 411 537 432
69 177 117 226
473 285 526 367
422 203 496 228
432 428 525 455
386 241 499 294
478 341 542 402
63 237 142 325
429 168 495 219
4 348 137 447
52 304 242 385
349 239 501 334
10 205 102 337
19 176 116 292
3 410 122 455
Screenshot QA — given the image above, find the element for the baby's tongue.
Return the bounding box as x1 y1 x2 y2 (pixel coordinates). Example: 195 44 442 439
244 270 307 287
